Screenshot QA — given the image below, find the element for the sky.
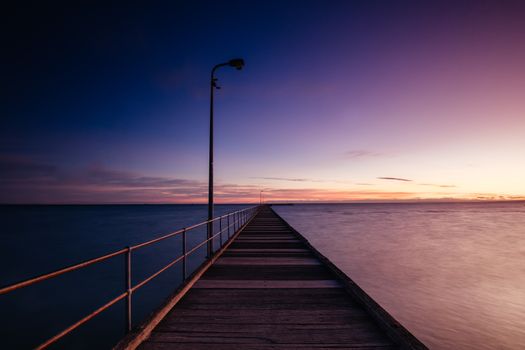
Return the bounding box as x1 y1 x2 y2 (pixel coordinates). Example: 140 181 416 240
1 1 525 204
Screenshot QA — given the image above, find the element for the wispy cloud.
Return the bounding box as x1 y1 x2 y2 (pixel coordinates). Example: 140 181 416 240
419 183 456 188
1 155 519 204
251 176 325 183
0 157 261 204
344 150 382 159
252 177 356 185
0 155 57 180
377 176 412 182
85 164 203 188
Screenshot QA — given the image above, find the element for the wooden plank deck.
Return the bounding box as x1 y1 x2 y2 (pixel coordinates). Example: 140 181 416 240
130 206 426 350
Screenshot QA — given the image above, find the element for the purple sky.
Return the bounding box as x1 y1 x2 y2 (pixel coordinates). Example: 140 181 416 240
2 1 525 203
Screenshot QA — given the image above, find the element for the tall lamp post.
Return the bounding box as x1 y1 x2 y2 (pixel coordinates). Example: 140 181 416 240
208 58 245 258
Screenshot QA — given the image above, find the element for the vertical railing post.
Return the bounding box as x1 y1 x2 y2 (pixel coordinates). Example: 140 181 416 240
227 214 230 239
219 216 223 247
182 228 187 281
125 246 132 333
207 221 213 259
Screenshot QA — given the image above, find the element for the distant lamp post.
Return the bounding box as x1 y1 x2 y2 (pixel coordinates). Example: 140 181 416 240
208 58 245 258
260 190 264 205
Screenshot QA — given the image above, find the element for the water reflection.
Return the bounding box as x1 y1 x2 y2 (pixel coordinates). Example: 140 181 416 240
275 202 525 350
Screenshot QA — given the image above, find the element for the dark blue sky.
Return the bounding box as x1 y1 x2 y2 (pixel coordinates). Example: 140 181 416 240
4 1 332 160
2 1 525 203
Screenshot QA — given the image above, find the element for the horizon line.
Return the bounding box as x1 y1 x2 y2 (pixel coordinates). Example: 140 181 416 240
2 199 524 206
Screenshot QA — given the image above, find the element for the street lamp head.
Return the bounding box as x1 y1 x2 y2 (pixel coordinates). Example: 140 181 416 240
228 58 245 70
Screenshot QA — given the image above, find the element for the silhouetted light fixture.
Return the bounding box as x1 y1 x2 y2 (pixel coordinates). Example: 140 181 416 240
207 58 245 258
228 58 245 70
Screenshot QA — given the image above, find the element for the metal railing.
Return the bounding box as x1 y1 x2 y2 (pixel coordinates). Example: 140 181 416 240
0 205 260 349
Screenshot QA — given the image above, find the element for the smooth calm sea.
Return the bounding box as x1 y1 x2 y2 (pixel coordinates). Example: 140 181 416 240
0 204 250 349
274 202 525 350
1 202 524 349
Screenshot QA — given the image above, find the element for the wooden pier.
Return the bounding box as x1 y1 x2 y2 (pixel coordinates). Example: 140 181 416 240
119 206 427 350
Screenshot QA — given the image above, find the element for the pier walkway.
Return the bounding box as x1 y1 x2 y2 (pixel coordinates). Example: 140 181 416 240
126 206 426 350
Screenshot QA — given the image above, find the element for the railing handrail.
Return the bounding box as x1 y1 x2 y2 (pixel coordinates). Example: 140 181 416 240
0 206 256 295
130 209 245 250
0 248 129 295
0 205 260 349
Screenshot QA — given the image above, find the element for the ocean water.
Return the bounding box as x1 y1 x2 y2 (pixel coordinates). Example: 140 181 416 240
0 204 250 349
2 203 524 349
273 202 525 350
